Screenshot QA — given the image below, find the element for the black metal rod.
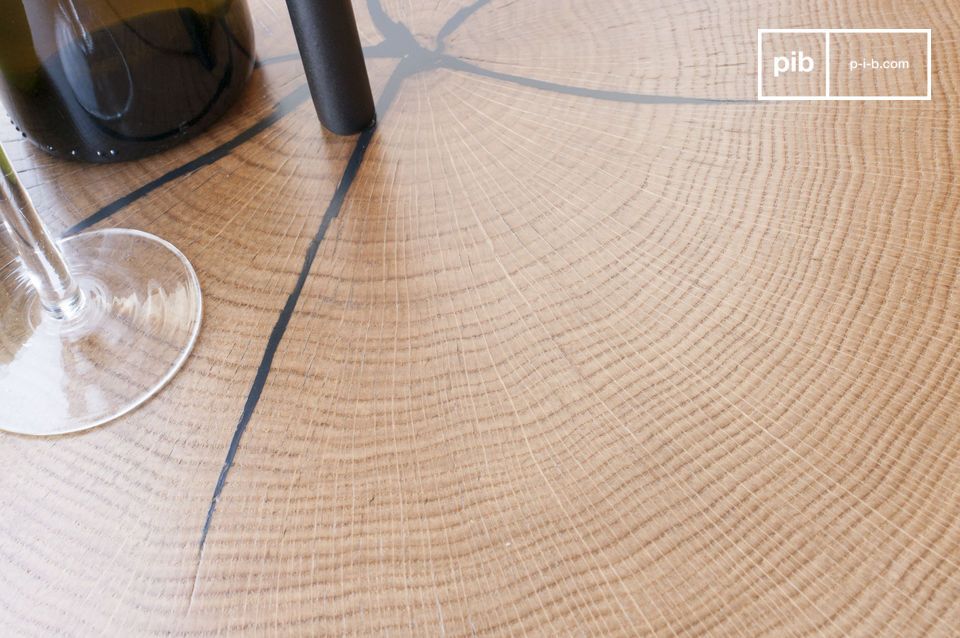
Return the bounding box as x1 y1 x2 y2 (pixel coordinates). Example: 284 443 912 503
285 0 376 135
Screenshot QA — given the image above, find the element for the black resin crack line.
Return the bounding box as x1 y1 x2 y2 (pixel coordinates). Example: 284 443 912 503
435 0 490 51
196 1 453 551
64 83 312 237
439 55 750 105
65 36 412 237
197 62 407 552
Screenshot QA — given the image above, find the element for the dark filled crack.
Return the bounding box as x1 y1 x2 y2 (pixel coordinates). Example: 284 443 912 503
439 55 748 104
435 0 490 52
196 74 407 550
65 84 312 236
197 0 437 552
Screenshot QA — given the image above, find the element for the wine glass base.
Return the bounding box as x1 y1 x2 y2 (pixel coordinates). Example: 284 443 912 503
0 229 202 436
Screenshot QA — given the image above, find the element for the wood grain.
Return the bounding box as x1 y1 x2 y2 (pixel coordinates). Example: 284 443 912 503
2 0 959 634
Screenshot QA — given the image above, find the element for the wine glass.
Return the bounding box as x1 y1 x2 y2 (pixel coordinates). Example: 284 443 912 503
0 142 202 436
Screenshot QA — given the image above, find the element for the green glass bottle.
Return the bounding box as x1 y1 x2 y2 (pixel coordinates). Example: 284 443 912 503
0 0 255 162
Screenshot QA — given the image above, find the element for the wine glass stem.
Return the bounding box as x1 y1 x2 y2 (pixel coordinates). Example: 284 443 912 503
0 143 83 319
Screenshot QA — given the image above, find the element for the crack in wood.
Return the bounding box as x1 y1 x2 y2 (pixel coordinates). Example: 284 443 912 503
64 84 313 237
196 0 496 552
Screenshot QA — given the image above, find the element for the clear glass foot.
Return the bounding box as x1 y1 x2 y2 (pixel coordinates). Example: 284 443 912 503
0 228 202 436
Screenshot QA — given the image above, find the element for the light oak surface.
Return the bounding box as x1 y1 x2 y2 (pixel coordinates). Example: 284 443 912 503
2 0 959 634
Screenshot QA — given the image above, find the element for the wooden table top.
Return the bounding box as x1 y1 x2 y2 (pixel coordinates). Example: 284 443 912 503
2 0 959 634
